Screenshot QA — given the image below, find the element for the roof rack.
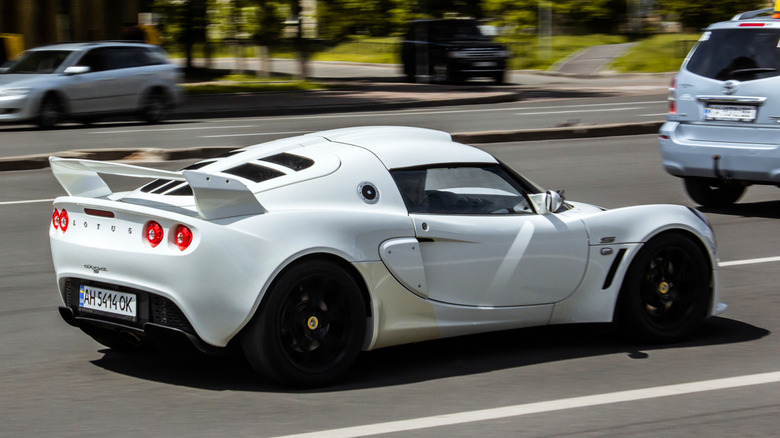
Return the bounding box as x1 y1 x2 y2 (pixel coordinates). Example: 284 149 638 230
731 8 774 21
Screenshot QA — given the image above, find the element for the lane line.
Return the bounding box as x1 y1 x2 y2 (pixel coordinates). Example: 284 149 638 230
89 125 255 135
515 107 643 116
270 371 780 438
207 100 664 122
200 130 308 139
719 256 780 267
0 198 55 206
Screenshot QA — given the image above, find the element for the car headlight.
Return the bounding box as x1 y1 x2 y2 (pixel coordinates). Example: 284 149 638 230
0 88 31 96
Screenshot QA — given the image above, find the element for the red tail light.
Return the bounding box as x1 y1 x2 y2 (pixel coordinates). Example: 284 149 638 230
668 75 677 115
52 209 59 229
145 221 164 247
59 209 69 232
174 225 193 251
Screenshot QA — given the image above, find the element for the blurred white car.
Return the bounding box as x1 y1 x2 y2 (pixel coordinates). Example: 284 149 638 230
49 126 722 387
0 41 181 128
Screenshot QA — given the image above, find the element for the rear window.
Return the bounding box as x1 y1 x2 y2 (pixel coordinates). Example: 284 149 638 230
686 29 780 81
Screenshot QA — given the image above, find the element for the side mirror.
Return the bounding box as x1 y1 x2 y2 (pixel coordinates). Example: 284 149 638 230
546 190 563 213
64 66 90 75
528 190 563 214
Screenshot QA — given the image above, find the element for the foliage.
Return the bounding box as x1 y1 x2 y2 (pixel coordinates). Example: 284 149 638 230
609 33 700 73
656 0 769 29
182 78 325 94
317 0 417 39
484 0 626 33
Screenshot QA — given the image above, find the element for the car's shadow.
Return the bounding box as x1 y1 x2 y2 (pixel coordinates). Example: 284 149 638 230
700 200 780 220
90 317 768 393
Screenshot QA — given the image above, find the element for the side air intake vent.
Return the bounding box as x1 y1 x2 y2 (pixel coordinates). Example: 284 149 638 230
261 153 314 171
224 163 285 183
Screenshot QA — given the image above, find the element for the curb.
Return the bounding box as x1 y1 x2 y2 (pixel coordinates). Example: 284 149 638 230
1 121 664 172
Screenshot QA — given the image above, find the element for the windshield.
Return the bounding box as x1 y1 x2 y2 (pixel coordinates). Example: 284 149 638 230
686 29 780 81
430 21 487 41
4 50 72 74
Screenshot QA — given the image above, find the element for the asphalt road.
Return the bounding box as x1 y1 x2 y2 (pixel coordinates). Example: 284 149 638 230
0 94 667 160
2 131 779 437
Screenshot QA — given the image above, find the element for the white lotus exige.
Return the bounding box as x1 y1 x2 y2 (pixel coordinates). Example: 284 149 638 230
49 126 723 387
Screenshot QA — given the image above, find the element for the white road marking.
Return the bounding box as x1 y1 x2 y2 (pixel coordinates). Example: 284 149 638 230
89 125 255 134
719 256 780 267
515 107 643 116
206 100 664 122
271 371 780 438
0 198 55 206
199 130 308 139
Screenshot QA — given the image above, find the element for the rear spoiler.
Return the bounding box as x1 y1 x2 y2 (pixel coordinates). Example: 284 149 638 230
49 157 266 220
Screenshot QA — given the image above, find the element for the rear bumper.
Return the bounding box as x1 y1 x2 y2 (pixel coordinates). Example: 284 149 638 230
660 121 780 183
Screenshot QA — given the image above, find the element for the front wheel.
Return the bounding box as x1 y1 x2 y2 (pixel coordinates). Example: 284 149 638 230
617 233 710 343
684 177 745 207
241 260 367 387
37 95 63 129
141 90 169 124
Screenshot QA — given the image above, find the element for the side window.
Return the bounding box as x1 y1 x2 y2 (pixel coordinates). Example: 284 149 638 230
76 49 108 72
392 165 533 215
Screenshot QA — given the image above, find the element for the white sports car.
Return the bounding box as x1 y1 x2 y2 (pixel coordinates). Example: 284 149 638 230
49 126 723 386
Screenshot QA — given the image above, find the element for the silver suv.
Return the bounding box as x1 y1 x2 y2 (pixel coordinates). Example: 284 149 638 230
660 7 780 207
0 41 181 128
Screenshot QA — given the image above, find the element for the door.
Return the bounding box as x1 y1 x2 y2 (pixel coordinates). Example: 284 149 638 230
391 165 588 307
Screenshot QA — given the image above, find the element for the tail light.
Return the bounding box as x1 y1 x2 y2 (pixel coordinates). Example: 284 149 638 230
145 221 164 247
53 208 69 232
668 75 677 115
174 225 193 251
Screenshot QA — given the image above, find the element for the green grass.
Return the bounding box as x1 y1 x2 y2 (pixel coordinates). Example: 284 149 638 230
609 33 700 73
183 77 325 94
498 34 628 70
308 37 400 64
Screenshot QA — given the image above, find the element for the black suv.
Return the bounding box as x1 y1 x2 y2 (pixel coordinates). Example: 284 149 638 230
401 19 509 84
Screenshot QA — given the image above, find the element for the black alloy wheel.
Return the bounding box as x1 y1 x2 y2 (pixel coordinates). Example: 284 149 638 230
242 260 366 387
618 233 710 343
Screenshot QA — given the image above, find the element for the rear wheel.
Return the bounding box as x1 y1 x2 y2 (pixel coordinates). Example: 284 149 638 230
618 233 710 343
684 177 745 207
242 260 366 387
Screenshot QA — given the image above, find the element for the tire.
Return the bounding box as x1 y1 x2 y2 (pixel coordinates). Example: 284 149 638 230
492 71 506 85
684 177 745 207
37 95 62 129
141 90 169 124
241 260 367 387
617 233 710 343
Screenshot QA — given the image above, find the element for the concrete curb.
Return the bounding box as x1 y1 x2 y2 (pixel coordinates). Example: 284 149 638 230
1 121 664 172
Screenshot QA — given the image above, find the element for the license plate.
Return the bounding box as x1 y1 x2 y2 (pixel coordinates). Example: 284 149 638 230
704 104 757 122
473 61 496 68
79 285 136 320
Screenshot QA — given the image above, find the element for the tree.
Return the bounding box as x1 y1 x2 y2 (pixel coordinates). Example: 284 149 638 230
657 0 769 30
